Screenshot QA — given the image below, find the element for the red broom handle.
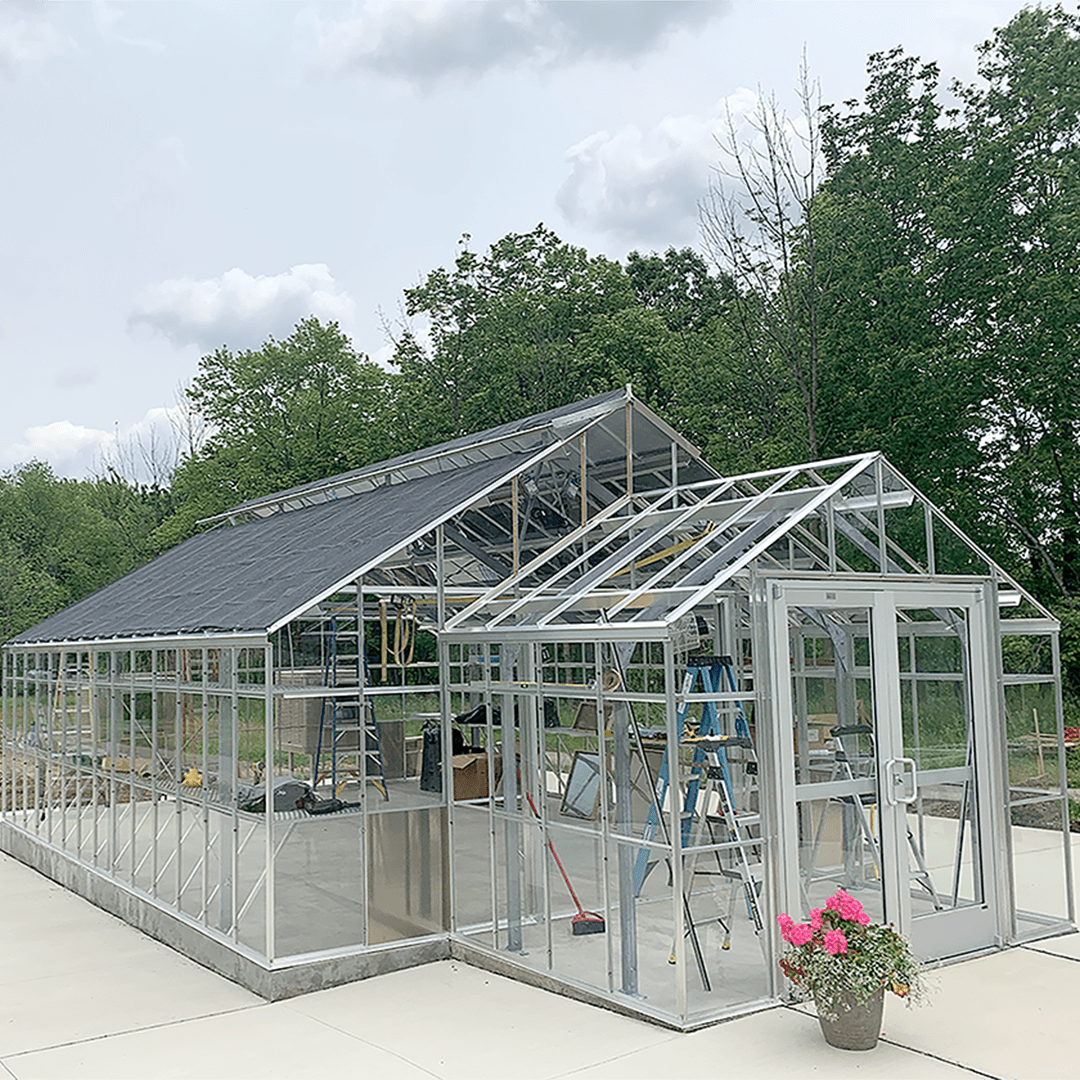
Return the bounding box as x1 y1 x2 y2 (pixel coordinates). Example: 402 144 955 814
523 788 585 915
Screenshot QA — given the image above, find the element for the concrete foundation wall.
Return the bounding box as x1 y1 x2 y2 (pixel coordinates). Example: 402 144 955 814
0 821 449 1000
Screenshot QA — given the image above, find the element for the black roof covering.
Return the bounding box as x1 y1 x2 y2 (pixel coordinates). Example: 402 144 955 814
226 388 628 514
11 455 519 645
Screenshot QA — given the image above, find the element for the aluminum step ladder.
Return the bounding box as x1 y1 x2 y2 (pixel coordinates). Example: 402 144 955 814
678 728 765 955
804 723 940 908
313 618 388 800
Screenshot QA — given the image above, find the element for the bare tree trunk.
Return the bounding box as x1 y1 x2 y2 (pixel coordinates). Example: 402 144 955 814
699 57 825 460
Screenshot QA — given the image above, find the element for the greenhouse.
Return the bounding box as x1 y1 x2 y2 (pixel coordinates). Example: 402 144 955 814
1 387 1073 1029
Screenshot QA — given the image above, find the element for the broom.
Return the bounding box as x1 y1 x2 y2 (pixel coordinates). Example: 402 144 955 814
523 788 606 935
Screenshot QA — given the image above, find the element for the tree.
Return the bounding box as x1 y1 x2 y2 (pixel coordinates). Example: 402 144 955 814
946 6 1080 599
815 47 985 511
391 225 640 444
158 318 397 543
0 462 142 640
625 247 734 334
699 63 826 459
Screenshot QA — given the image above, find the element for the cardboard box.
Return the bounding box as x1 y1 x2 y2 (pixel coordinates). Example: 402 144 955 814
452 753 491 800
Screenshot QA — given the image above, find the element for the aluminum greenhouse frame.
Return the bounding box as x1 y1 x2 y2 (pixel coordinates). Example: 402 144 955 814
2 387 1074 1029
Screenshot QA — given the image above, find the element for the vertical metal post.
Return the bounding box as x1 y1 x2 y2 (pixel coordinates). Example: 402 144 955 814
612 650 638 996
985 579 1015 944
502 662 522 952
596 651 615 993
129 650 137 885
43 650 54 845
264 641 275 963
150 649 159 900
58 652 68 849
625 400 634 499
435 529 452 941
200 649 209 924
358 582 370 947
873 593 908 930
752 573 784 1001
512 478 520 576
108 651 119 871
665 639 688 1022
439 635 454 938
827 498 837 574
2 654 9 816
483 639 499 949
174 650 183 911
579 432 588 528
1052 630 1074 924
218 648 237 934
925 504 936 576
875 456 887 574
530 644 554 971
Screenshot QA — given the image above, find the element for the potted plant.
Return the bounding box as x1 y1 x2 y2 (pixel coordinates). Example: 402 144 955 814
777 889 924 1050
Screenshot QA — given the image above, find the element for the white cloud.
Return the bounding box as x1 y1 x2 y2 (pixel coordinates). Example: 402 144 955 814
306 1 728 85
4 406 191 482
129 264 356 351
8 421 113 471
0 5 67 79
557 89 759 246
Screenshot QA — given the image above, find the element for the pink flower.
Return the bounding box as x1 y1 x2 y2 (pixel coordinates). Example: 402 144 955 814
777 913 795 942
827 889 868 924
809 908 824 930
787 922 814 946
823 929 848 955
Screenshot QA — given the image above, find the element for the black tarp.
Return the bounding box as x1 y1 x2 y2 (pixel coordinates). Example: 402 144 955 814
12 454 520 644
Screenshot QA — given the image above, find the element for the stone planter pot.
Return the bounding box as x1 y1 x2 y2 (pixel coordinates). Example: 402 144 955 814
816 986 885 1051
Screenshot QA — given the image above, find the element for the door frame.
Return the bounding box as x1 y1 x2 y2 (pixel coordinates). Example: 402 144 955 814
765 577 1007 960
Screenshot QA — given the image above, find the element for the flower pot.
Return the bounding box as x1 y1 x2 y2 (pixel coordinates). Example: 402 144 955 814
816 986 885 1051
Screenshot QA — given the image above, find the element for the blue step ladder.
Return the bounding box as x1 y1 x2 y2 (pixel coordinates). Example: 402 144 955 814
633 656 756 895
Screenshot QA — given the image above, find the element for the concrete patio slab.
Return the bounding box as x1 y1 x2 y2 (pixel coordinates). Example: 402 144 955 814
868 947 1080 1080
282 961 674 1080
2 841 1079 1079
4 1006 434 1080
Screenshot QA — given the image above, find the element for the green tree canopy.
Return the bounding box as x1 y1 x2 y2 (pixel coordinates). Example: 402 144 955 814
0 462 162 641
392 225 642 444
159 317 397 544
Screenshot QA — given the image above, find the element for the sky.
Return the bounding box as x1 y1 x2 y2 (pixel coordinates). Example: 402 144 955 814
1 0 1033 481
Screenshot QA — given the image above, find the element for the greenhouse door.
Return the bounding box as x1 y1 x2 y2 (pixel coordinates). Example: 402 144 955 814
770 580 1001 961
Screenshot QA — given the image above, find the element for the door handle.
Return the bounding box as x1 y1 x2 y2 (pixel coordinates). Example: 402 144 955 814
884 757 917 805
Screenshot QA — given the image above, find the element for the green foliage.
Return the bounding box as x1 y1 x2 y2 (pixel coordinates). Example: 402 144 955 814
158 317 397 544
625 247 733 333
0 462 168 641
659 313 805 474
817 9 1080 603
393 225 639 443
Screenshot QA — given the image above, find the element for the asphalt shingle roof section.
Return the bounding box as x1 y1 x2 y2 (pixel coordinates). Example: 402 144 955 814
11 455 521 645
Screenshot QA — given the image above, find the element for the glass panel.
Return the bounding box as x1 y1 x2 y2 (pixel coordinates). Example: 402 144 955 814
898 608 984 918
790 606 886 926
274 814 366 956
1003 678 1071 929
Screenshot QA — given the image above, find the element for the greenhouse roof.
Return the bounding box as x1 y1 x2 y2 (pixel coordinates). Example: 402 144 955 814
10 388 711 646
10 455 521 645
